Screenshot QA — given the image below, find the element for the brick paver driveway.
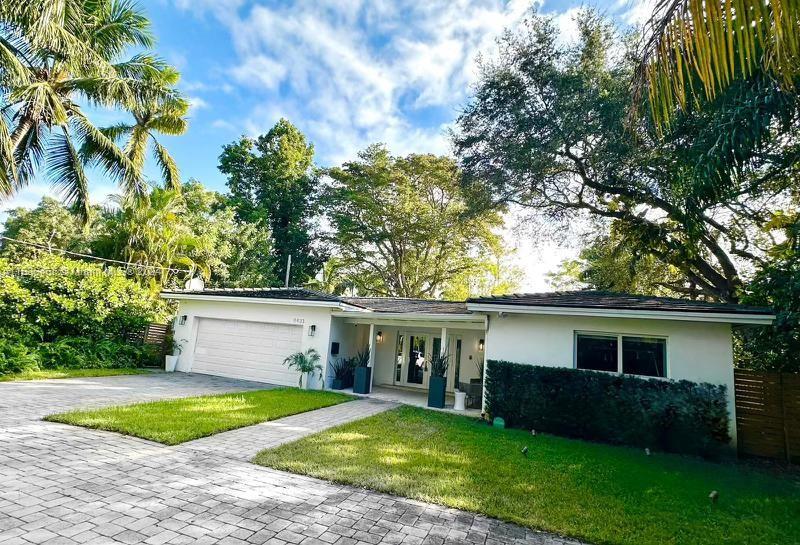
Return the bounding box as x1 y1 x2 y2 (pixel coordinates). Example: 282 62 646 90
0 373 583 545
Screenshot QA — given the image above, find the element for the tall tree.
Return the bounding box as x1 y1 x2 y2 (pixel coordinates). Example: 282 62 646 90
179 179 277 287
0 196 92 260
219 118 323 286
324 144 506 298
454 10 800 303
0 0 181 219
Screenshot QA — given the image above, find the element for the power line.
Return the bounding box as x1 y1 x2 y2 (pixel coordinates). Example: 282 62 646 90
0 235 188 274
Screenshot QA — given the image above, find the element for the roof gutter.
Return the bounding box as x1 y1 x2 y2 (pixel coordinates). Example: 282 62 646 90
160 292 362 311
466 302 775 325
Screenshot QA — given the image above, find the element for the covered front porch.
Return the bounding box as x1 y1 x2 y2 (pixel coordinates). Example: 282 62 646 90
329 309 487 412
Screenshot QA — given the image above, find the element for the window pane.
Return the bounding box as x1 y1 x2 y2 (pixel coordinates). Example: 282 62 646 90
622 336 666 377
576 334 618 372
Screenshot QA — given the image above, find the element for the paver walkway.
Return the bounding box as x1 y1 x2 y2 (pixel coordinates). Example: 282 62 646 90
180 399 394 461
0 373 585 545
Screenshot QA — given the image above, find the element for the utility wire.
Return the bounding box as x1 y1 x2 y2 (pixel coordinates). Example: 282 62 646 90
0 235 188 274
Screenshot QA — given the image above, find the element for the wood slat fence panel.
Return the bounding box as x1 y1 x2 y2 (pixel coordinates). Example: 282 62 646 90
734 369 800 463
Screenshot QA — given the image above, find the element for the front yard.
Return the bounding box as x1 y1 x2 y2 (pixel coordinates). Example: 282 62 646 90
0 368 150 382
46 388 352 445
254 406 800 545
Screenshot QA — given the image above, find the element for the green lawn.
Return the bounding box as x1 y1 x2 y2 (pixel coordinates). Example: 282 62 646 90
46 388 353 445
254 406 800 545
0 368 150 382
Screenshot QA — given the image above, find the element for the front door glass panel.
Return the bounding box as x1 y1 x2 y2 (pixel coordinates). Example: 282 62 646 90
407 335 426 384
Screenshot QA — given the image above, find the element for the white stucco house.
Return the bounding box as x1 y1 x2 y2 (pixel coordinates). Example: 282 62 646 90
161 288 774 440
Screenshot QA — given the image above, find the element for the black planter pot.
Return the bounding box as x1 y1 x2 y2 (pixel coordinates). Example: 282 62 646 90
353 366 372 394
428 375 447 408
331 378 345 390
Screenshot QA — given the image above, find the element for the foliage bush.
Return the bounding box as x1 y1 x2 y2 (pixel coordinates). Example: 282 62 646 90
0 255 168 376
0 254 169 342
485 360 731 458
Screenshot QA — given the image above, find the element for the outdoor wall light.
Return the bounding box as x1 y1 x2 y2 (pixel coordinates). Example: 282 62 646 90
376 330 384 343
178 315 187 326
308 324 316 337
478 339 484 351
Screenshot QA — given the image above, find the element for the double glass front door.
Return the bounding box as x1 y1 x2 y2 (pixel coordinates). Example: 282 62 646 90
395 332 456 389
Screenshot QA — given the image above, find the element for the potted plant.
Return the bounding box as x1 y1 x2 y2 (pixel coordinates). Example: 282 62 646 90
428 351 450 408
352 346 371 394
165 338 186 372
330 357 353 390
283 348 323 389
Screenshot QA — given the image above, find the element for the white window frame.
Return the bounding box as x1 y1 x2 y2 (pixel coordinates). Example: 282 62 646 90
573 330 670 379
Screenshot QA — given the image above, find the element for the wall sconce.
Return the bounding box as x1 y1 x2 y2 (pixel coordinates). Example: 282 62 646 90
308 325 316 337
178 315 187 326
376 330 383 343
478 338 484 351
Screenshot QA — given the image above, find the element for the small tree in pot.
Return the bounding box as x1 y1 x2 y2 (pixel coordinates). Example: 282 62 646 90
428 351 449 408
352 346 371 394
283 349 323 389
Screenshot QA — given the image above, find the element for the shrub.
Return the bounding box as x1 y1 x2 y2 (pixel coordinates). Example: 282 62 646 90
37 337 160 370
0 337 40 375
485 360 731 458
0 254 169 342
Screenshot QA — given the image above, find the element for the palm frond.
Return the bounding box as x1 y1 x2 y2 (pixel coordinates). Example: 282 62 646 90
11 118 46 188
47 126 91 221
152 139 181 190
85 0 154 59
149 110 188 135
0 111 16 196
635 0 800 129
71 111 145 198
0 35 33 88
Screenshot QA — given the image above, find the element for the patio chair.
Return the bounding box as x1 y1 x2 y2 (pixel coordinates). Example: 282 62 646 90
458 381 483 410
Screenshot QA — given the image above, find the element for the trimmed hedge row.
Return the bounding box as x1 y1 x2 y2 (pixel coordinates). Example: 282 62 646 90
485 360 731 458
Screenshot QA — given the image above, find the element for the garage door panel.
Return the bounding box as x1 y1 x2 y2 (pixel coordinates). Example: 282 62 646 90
192 318 304 386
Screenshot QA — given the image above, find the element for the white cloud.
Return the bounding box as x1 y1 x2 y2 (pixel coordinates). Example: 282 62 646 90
187 96 209 112
230 55 288 90
175 0 537 165
210 119 237 132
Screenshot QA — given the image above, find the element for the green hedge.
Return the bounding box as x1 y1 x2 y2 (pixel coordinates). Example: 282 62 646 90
485 360 731 458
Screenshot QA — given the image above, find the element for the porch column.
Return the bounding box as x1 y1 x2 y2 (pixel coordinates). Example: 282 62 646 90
440 327 448 356
368 323 376 391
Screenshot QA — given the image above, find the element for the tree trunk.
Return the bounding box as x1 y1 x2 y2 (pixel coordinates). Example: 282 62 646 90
10 116 34 154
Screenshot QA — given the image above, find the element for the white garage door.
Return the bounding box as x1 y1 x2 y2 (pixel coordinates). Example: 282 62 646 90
192 318 303 385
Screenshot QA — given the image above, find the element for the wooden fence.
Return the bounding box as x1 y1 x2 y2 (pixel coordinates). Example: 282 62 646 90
126 322 171 347
734 369 800 463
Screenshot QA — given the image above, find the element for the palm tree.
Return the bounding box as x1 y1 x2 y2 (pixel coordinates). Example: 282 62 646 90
0 0 181 219
636 0 800 127
95 188 210 287
283 349 323 389
88 81 188 191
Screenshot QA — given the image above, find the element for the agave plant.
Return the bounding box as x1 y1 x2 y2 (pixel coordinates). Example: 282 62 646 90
430 351 450 378
283 348 323 389
353 346 370 368
330 357 354 380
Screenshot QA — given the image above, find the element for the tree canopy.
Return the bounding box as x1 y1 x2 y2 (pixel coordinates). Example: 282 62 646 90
454 10 800 303
324 144 514 298
219 119 324 286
